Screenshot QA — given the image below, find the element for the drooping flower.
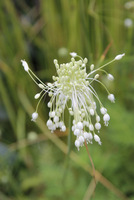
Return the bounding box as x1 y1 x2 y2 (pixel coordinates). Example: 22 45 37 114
107 73 114 81
21 52 124 150
31 112 38 122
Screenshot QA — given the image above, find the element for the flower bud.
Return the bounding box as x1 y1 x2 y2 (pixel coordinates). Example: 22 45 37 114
108 94 115 103
90 64 94 71
21 60 29 72
107 74 114 81
31 112 38 122
34 93 40 99
114 53 125 60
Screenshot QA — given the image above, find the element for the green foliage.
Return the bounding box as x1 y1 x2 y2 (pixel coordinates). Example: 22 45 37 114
0 0 134 199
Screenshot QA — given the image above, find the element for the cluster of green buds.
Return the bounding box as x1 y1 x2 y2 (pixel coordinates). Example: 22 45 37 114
21 52 125 150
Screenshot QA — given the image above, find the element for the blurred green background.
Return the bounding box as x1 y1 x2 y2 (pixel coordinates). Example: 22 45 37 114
0 0 134 199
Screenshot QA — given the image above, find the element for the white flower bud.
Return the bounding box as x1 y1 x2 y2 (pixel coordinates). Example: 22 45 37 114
94 74 99 79
114 53 125 60
84 132 93 140
54 116 59 123
47 102 52 108
47 83 53 87
38 84 44 89
47 119 53 127
75 139 80 150
51 124 56 131
103 113 110 126
94 134 102 145
31 112 38 122
93 102 97 109
89 108 94 116
74 129 80 136
70 52 77 57
90 64 94 71
96 115 100 122
89 124 94 131
77 122 83 130
124 18 133 27
103 113 110 121
78 136 85 145
59 121 64 128
49 111 55 118
108 94 115 103
72 126 75 131
34 93 40 99
84 58 88 63
61 125 66 132
100 107 107 115
51 111 55 118
21 60 29 72
95 122 101 130
107 74 114 81
53 59 58 64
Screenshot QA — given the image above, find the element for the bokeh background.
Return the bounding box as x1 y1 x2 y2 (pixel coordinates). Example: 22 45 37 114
0 0 134 200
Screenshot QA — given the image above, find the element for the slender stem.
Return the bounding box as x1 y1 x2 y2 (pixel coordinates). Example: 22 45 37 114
87 59 115 77
84 141 96 186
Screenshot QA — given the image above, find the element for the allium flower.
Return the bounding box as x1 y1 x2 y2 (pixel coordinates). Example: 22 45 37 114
21 52 125 150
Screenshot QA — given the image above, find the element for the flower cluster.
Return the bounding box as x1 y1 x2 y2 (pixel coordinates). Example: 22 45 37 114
21 52 125 150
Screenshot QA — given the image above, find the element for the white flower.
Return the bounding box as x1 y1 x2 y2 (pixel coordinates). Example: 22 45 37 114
77 122 83 130
22 52 124 150
47 102 52 108
107 74 114 81
94 134 101 145
75 139 80 151
31 112 38 122
78 136 85 145
61 125 66 132
108 94 115 103
70 52 77 57
95 122 101 130
21 60 29 72
96 115 100 122
114 53 125 60
89 108 95 116
74 129 81 136
90 64 94 71
103 113 110 126
84 132 93 140
100 107 107 115
47 119 53 127
34 93 40 99
124 18 133 28
54 116 59 123
89 124 94 131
